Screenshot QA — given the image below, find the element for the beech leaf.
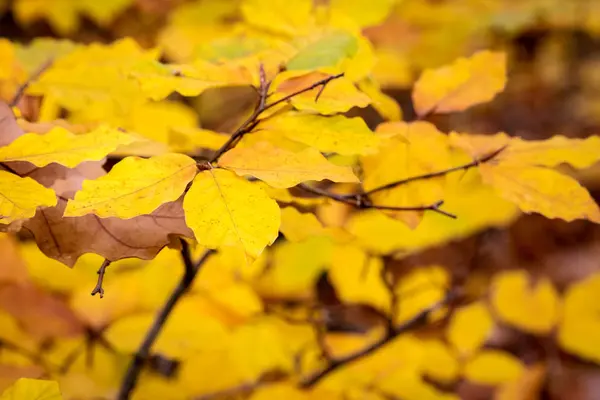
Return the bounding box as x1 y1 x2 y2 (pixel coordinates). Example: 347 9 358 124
259 113 380 156
25 198 193 267
412 50 506 116
218 141 359 188
0 171 57 224
0 378 62 400
0 125 137 167
183 169 280 260
64 153 197 219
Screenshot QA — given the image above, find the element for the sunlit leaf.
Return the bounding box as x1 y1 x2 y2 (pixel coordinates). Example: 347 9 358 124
183 169 280 260
64 153 197 219
219 141 359 188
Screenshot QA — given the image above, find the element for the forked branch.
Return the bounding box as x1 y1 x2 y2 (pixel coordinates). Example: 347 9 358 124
210 69 344 162
300 289 457 387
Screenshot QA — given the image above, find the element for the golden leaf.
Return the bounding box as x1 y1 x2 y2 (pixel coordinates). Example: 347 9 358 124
219 141 359 188
0 126 137 167
183 169 280 260
491 270 560 334
259 113 380 156
464 350 524 385
0 378 62 400
64 153 197 219
0 171 56 224
362 121 451 228
447 301 493 357
412 50 506 116
558 273 600 363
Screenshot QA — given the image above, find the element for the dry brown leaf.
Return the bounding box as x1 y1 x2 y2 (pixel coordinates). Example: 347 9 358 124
23 198 193 267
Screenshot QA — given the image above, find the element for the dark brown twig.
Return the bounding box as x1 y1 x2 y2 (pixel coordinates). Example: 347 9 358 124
9 59 53 107
117 240 215 400
358 146 506 197
297 184 456 219
210 71 344 163
90 259 111 298
300 290 457 387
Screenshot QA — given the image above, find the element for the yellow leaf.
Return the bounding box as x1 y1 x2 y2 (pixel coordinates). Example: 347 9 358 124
357 77 402 121
480 163 600 223
394 266 449 325
280 207 327 242
491 270 560 334
464 350 524 385
183 169 280 260
421 339 459 383
0 171 57 224
105 299 229 358
254 236 333 299
558 273 600 363
241 0 313 36
451 132 600 170
273 72 371 115
64 153 197 219
362 121 451 228
447 301 493 357
13 0 132 34
329 245 390 313
450 132 600 222
260 113 380 156
0 126 136 167
132 60 252 101
328 0 396 28
28 38 159 115
412 50 506 117
219 141 359 188
0 378 62 400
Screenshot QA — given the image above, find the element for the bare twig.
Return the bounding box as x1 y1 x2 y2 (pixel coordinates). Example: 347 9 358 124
90 259 111 298
300 290 457 387
210 71 344 162
9 59 53 108
358 146 506 197
297 184 456 219
117 240 215 400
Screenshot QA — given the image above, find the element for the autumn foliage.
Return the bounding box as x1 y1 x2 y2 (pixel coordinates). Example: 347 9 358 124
1 0 600 399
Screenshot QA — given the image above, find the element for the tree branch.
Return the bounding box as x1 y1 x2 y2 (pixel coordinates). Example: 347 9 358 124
358 146 506 197
90 259 111 298
210 70 344 163
299 289 457 387
116 241 215 400
297 184 456 219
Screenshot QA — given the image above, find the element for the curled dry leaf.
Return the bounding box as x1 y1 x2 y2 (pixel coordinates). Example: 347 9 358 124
23 198 193 268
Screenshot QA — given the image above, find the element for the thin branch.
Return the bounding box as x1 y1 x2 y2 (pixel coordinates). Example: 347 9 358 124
299 290 457 387
9 59 53 107
297 184 456 219
359 146 506 197
210 71 344 163
90 259 111 298
116 241 215 400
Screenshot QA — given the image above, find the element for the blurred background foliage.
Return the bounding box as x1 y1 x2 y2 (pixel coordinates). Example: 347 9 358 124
2 0 600 399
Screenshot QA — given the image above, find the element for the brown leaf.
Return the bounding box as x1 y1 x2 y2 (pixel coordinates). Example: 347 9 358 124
0 102 24 146
0 282 84 340
23 198 193 267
